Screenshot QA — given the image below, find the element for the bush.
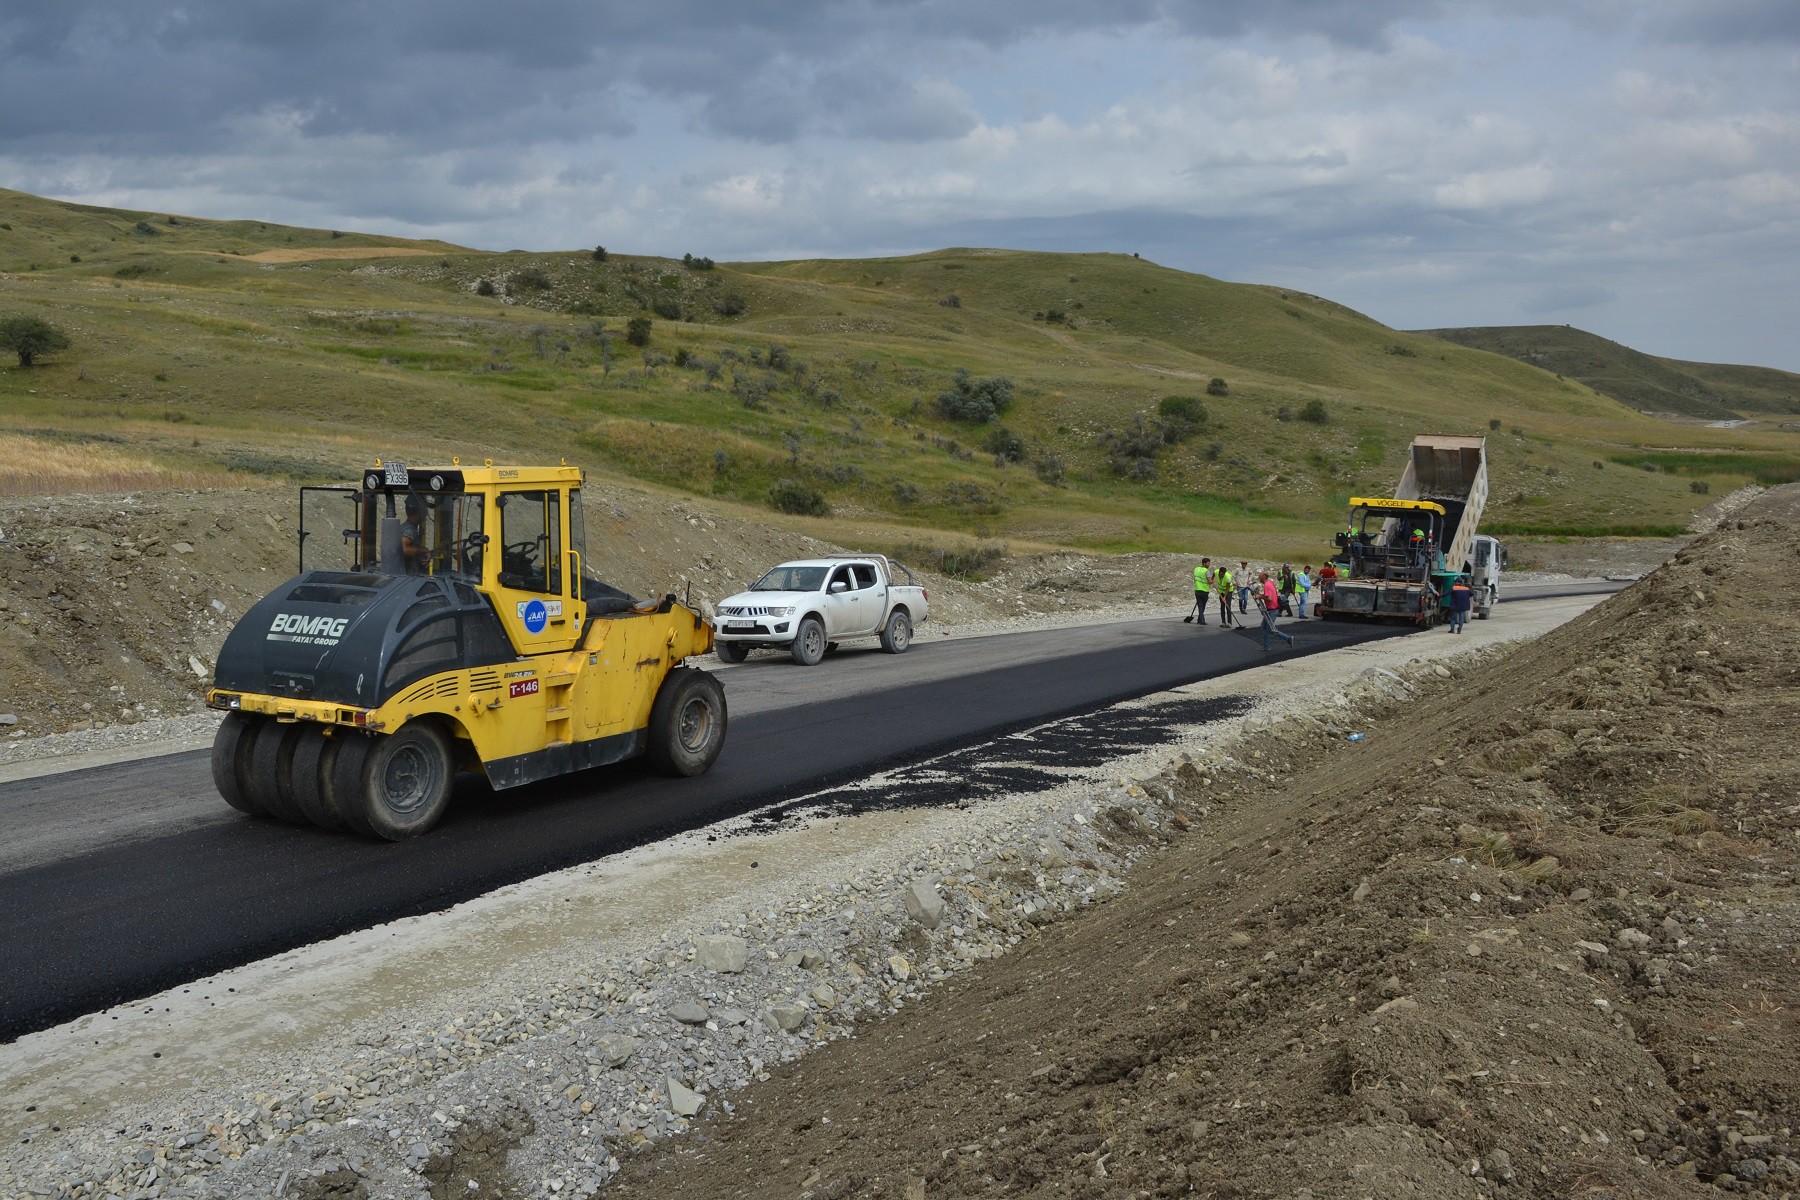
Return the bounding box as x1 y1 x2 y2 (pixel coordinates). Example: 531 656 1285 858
939 294 962 308
936 368 1014 423
1275 405 1293 421
625 315 652 346
1157 394 1208 426
673 347 694 368
1690 479 1711 494
896 542 1006 582
983 426 1026 464
766 344 791 371
474 278 497 297
1489 418 1502 430
133 219 160 236
0 314 72 367
1033 453 1067 487
1098 417 1165 479
651 297 682 321
1205 377 1228 397
592 245 608 261
768 479 829 516
1298 399 1329 424
1385 343 1415 357
511 266 552 291
1043 308 1066 324
712 292 747 317
682 253 715 270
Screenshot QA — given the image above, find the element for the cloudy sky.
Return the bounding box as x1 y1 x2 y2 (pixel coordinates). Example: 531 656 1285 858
5 1 1797 369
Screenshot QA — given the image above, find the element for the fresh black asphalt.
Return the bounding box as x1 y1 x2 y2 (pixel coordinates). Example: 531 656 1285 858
1 587 1616 1041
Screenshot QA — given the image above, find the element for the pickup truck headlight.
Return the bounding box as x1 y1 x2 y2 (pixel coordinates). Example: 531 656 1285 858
766 605 794 617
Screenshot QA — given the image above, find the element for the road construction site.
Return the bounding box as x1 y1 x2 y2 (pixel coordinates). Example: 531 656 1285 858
2 473 1792 1200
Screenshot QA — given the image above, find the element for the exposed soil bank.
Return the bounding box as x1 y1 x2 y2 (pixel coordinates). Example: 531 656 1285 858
609 488 1800 1198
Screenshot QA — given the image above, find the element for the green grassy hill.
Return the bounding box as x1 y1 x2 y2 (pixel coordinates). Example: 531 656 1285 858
3 186 1795 561
1416 324 1800 421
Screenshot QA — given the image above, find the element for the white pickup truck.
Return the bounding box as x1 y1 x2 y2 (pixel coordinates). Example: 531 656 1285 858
713 555 929 665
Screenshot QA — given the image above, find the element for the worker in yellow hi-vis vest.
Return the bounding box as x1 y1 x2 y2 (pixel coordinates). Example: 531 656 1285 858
1214 562 1238 627
1187 557 1212 625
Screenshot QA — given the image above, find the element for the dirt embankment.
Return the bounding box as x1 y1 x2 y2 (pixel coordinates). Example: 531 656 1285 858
611 491 1800 1198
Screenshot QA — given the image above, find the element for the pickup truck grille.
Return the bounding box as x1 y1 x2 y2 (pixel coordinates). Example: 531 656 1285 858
718 605 782 617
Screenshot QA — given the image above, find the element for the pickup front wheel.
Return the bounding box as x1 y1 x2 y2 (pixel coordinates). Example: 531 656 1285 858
790 617 827 666
880 609 913 654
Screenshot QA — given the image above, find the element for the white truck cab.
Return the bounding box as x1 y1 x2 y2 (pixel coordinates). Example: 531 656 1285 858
714 555 930 665
1464 534 1506 618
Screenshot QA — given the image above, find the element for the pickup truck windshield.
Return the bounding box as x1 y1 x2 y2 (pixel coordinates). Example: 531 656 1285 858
752 566 828 592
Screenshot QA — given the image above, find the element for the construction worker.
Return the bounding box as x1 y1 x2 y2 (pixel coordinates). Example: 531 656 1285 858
1256 571 1295 652
1277 563 1296 616
1449 574 1473 634
1296 564 1313 618
1215 561 1237 627
1237 560 1252 613
1192 557 1212 626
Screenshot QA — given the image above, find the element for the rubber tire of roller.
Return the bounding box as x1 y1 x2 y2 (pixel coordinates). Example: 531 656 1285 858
289 726 349 831
646 666 728 777
356 721 454 841
211 712 264 816
244 721 313 823
326 732 379 838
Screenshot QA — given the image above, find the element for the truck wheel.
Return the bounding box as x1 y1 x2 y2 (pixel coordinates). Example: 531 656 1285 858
248 722 310 824
716 642 749 664
790 617 826 666
211 712 264 816
356 721 453 840
879 609 913 654
647 667 727 777
290 727 348 831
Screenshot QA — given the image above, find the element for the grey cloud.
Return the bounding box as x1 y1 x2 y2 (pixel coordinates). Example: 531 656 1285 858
0 0 1446 157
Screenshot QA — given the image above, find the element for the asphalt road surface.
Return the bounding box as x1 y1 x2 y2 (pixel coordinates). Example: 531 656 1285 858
0 582 1617 1040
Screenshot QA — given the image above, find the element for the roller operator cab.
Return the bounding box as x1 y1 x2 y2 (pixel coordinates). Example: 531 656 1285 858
205 461 725 839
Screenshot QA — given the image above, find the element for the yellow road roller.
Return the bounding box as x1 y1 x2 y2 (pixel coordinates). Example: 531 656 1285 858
205 460 725 839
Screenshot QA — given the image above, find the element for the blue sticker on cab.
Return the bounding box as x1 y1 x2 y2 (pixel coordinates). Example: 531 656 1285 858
519 598 548 634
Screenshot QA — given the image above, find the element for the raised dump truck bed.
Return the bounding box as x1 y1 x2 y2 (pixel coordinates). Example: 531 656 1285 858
1318 435 1488 624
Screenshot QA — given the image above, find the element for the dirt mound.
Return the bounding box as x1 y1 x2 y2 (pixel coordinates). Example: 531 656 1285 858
610 489 1800 1198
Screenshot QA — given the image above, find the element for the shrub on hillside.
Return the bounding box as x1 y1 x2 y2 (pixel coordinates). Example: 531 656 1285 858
712 292 747 317
1099 417 1164 481
474 278 497 297
592 245 608 261
939 294 962 308
0 314 72 367
133 220 160 236
936 368 1014 423
512 267 552 292
768 479 829 516
651 297 682 321
1299 399 1329 424
1205 377 1229 397
983 426 1026 464
682 253 715 270
1691 479 1711 494
625 315 652 346
1033 453 1068 487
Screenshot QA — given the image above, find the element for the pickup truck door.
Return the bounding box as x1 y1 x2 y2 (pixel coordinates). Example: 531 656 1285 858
821 565 860 636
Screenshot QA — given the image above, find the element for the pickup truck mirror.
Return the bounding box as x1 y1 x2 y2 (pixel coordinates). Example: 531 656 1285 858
829 580 848 593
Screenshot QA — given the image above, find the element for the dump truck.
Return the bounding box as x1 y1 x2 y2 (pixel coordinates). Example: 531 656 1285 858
205 460 725 839
1317 435 1489 624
